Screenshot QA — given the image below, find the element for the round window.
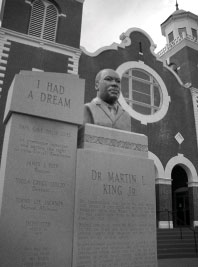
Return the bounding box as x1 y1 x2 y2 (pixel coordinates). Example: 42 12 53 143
121 68 162 115
117 62 170 125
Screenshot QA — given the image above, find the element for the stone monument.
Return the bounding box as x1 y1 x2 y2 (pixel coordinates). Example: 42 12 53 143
73 68 157 266
0 71 85 267
0 69 157 267
73 124 158 267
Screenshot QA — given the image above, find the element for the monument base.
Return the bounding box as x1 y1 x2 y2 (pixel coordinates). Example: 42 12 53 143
0 113 78 267
73 124 157 267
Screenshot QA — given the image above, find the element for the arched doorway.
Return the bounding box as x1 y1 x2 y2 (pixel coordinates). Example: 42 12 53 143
171 165 190 227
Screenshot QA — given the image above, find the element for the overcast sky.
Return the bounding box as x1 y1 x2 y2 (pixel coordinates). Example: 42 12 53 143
80 0 198 53
0 0 197 54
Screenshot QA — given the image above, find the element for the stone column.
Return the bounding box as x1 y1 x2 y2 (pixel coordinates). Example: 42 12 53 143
188 182 198 227
155 178 173 229
0 71 84 267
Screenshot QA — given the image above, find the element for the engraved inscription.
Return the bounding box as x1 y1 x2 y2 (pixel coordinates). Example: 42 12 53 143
90 169 146 197
26 220 51 236
15 138 70 159
76 199 156 266
22 247 50 267
16 197 64 212
74 153 157 267
28 80 71 109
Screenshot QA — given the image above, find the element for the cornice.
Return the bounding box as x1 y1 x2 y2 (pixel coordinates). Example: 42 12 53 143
155 178 172 185
158 35 198 59
161 11 198 31
0 27 82 57
81 27 157 57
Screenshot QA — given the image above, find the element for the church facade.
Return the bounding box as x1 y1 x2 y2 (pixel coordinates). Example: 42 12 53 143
0 0 198 229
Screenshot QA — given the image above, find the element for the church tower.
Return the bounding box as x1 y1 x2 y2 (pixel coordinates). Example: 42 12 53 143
158 1 198 228
0 0 84 160
159 1 198 88
158 2 198 146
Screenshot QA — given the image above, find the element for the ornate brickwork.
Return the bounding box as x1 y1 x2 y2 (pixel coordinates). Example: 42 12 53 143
84 134 148 152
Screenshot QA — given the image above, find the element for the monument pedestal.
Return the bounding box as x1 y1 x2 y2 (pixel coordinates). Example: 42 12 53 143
0 72 84 267
0 71 157 266
73 124 158 267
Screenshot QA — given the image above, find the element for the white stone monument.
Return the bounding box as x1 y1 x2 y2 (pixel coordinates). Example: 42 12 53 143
0 71 85 267
73 124 158 267
0 71 157 267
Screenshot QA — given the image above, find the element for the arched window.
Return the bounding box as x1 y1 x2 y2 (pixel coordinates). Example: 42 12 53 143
28 0 58 42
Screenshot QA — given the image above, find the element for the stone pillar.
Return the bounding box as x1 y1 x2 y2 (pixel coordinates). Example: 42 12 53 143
188 182 198 227
155 178 173 229
0 72 84 267
73 124 158 267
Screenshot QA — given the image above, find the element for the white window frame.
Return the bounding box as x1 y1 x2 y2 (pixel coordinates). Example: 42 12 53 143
122 69 162 115
117 61 171 125
28 0 58 42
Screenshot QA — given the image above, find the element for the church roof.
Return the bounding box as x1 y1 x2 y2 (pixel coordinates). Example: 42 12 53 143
161 9 198 34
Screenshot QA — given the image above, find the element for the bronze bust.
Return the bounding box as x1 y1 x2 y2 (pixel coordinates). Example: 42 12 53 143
84 69 131 131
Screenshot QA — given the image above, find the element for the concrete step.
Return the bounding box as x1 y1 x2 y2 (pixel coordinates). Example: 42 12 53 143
157 228 198 259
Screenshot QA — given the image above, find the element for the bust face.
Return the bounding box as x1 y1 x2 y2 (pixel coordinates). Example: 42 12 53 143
95 69 121 105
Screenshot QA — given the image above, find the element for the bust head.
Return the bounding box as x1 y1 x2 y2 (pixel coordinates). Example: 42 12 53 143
95 69 121 105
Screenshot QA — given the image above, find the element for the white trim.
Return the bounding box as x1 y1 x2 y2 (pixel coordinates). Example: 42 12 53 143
59 13 66 18
163 63 184 87
148 151 165 178
193 221 198 227
117 61 171 125
0 27 81 56
81 42 126 57
0 59 7 64
0 28 81 75
25 0 67 17
159 35 198 59
68 70 77 74
0 31 10 98
0 53 9 58
191 87 198 148
158 221 173 229
148 152 172 184
155 178 172 185
32 68 44 72
165 154 198 184
188 181 198 187
81 27 157 57
0 46 10 51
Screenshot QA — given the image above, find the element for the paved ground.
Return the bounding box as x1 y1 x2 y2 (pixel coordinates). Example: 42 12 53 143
158 257 198 267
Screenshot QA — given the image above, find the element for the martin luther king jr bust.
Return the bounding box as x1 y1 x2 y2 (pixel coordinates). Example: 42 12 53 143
83 69 131 131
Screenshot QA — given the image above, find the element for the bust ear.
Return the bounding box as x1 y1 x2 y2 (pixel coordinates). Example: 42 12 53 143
95 81 99 91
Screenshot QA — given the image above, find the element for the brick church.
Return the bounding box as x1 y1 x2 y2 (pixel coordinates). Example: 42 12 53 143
0 0 198 230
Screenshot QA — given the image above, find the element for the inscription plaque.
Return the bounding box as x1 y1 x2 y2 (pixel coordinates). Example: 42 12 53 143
73 149 157 267
4 72 85 124
0 114 78 267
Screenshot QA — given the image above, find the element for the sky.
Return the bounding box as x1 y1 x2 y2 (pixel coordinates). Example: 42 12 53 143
80 0 198 53
0 0 197 53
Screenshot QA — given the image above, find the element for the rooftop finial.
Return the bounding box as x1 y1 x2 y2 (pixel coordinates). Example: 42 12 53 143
175 0 179 10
